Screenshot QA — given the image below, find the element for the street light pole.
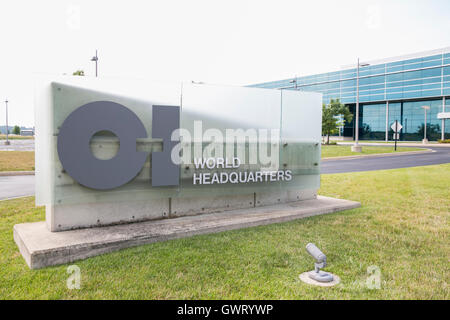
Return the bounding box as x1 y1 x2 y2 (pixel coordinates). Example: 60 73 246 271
352 58 369 153
356 58 360 144
91 50 98 77
421 105 430 144
289 76 297 90
4 99 10 145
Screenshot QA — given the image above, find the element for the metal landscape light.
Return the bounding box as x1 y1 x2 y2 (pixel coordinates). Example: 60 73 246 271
305 243 334 282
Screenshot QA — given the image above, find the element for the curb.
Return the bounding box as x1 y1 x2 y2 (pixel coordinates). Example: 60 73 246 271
0 171 35 176
0 195 34 201
322 148 433 161
336 142 450 148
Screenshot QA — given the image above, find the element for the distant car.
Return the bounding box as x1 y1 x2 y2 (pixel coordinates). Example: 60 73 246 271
20 129 34 136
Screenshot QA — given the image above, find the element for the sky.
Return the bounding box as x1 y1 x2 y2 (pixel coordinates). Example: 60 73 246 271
0 0 450 127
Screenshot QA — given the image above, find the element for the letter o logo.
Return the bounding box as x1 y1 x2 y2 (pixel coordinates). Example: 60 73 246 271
57 101 148 190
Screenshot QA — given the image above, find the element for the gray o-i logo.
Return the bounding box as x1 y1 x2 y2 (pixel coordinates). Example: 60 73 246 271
57 101 180 190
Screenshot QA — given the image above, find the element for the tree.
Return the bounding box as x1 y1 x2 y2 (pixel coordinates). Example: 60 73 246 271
13 125 20 135
417 123 440 135
322 98 353 144
73 70 85 76
361 123 371 136
417 123 440 140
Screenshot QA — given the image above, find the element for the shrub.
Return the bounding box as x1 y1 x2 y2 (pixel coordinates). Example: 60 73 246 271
322 141 337 145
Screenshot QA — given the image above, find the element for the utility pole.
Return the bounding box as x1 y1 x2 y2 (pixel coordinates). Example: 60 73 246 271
352 58 370 152
394 120 398 151
421 105 430 144
4 99 10 145
290 76 297 90
91 50 98 77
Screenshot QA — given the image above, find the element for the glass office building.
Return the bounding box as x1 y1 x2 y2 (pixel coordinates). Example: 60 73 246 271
250 48 450 141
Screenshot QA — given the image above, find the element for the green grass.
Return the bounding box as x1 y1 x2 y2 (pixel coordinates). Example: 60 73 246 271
0 151 34 171
322 145 424 158
0 134 33 140
0 164 449 299
339 140 438 144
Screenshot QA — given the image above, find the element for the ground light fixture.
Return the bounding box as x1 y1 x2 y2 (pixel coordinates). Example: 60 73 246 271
305 243 334 282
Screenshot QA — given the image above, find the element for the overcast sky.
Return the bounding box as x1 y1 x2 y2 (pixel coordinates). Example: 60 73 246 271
0 0 450 127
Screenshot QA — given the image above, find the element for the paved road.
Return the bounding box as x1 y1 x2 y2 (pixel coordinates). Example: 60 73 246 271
0 146 449 200
0 139 35 200
322 146 450 174
0 139 34 151
0 175 35 200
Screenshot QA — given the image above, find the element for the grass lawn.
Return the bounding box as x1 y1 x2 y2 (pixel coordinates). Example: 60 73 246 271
0 164 448 299
322 145 424 158
0 134 33 140
339 140 437 144
0 151 34 171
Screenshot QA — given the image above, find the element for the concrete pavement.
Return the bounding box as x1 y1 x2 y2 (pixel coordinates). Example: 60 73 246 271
0 139 34 151
0 175 35 200
0 139 35 200
336 141 450 148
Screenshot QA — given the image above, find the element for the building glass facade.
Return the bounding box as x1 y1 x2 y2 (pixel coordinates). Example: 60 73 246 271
250 48 450 141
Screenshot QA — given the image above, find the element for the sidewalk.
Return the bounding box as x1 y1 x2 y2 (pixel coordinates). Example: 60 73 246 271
336 141 450 148
0 139 34 151
322 148 433 161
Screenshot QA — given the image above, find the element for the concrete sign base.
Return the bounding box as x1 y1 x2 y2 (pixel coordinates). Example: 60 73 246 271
14 196 360 269
46 189 318 232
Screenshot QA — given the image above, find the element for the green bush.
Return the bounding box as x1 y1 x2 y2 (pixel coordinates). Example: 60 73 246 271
437 139 450 143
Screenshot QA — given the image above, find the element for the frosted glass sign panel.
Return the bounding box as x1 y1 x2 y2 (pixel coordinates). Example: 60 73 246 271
281 90 322 142
280 90 321 191
34 76 322 231
181 84 281 132
35 77 182 207
178 84 285 197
